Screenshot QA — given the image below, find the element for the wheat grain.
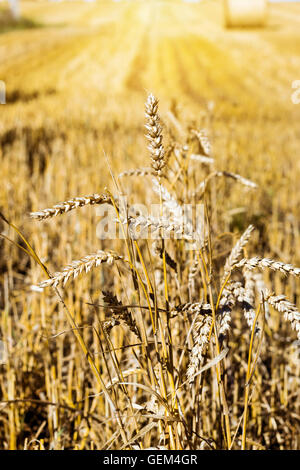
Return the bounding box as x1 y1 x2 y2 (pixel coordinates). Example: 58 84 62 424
119 168 153 178
243 270 258 328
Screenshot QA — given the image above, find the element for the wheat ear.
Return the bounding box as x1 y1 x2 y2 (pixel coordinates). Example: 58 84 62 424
38 250 123 288
191 129 212 156
187 314 212 383
234 257 300 277
171 302 212 317
124 215 196 241
145 94 166 178
30 193 112 220
228 281 258 332
217 286 236 335
222 225 255 283
102 291 141 340
193 171 257 199
264 290 300 339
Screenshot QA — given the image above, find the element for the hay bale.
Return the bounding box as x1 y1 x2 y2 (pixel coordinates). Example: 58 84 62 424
224 0 267 28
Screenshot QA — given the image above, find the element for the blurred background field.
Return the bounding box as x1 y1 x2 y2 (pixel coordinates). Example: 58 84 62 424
0 0 299 450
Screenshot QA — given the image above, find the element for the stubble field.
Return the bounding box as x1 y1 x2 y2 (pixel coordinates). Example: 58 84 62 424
0 0 299 450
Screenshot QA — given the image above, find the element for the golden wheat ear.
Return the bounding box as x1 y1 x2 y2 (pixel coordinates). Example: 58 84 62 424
30 193 112 220
145 93 166 179
37 250 124 288
234 257 300 277
222 224 255 283
187 314 212 384
265 290 300 340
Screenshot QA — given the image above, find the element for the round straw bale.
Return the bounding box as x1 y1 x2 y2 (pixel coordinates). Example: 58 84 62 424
224 0 267 28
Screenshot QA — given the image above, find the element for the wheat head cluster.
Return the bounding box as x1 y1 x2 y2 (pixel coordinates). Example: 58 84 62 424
1 94 299 450
19 94 298 450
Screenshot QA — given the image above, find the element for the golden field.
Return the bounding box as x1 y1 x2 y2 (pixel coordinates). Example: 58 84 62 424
0 0 299 450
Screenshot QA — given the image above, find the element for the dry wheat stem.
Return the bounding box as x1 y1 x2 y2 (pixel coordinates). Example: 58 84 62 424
30 193 112 220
